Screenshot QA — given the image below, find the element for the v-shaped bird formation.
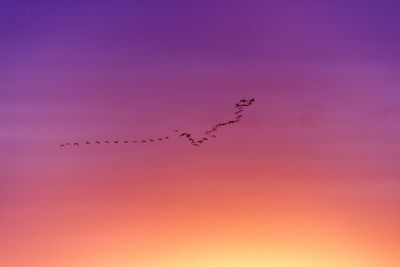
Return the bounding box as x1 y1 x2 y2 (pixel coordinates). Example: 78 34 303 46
60 98 255 148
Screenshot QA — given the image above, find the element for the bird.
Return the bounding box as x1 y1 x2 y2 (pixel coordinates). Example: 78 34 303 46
65 143 71 146
74 143 79 146
141 140 146 143
165 136 169 139
198 140 204 144
114 141 119 144
249 98 255 103
158 138 163 141
203 137 208 140
105 141 110 144
149 139 154 142
124 141 129 143
95 141 101 144
132 140 137 143
60 144 65 147
85 142 90 144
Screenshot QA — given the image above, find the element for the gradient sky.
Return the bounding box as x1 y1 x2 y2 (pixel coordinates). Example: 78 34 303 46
1 1 400 266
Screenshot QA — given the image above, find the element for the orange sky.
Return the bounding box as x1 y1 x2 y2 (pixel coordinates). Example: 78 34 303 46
2 1 400 266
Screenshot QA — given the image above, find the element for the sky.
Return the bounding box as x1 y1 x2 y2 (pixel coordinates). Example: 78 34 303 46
1 1 400 266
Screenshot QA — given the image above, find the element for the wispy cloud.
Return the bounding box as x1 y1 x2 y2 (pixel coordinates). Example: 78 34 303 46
290 104 328 127
369 106 400 120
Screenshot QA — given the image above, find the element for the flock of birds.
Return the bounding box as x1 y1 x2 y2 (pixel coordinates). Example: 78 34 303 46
60 98 255 148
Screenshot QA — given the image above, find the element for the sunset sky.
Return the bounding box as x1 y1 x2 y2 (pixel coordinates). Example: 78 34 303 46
1 1 400 266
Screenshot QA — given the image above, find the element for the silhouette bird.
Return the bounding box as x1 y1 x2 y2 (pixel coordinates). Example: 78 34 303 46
59 97 255 149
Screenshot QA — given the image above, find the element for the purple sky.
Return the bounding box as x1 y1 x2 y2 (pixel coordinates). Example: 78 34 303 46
1 1 400 266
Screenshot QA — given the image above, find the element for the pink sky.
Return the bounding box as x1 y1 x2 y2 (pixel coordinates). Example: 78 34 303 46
1 1 400 266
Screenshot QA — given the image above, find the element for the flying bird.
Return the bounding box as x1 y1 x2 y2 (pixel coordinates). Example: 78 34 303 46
60 97 255 150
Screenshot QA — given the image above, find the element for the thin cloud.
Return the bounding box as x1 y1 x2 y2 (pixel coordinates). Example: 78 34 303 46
368 106 400 120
